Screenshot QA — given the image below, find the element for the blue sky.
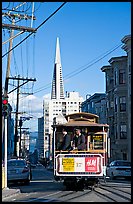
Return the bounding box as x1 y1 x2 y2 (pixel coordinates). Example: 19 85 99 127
2 2 131 131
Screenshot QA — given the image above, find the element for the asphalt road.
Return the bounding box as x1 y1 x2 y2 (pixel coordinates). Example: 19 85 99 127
2 164 131 202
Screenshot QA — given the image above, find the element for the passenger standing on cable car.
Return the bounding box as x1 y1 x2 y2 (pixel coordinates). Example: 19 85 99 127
72 128 86 151
58 129 71 151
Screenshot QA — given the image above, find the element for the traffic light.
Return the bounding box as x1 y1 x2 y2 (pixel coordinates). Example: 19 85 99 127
2 97 8 118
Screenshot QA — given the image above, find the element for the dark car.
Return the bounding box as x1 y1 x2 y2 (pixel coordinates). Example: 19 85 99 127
7 158 32 184
107 160 131 180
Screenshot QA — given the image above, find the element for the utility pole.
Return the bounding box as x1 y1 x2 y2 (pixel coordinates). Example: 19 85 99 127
14 76 20 157
2 17 15 189
8 76 36 156
19 117 23 157
2 10 36 95
2 3 36 189
4 18 15 96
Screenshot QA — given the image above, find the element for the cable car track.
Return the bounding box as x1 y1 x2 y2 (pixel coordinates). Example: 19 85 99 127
93 185 131 202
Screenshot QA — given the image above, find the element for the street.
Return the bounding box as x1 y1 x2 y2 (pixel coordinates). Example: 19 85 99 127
2 164 131 202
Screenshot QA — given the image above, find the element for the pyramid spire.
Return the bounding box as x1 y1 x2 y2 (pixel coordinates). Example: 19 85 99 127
55 37 61 64
51 37 65 99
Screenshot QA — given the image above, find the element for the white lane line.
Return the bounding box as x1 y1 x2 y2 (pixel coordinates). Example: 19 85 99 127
25 191 62 202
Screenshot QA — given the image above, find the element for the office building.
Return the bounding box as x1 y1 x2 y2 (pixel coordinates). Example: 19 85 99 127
43 38 83 159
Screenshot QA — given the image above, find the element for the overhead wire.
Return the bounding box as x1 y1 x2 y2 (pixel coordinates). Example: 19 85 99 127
64 43 122 79
20 34 24 76
2 2 31 13
3 2 67 120
2 2 11 10
2 2 67 129
15 40 123 102
64 43 123 80
2 2 67 58
32 2 42 13
31 42 123 95
32 34 36 94
4 2 123 103
12 49 19 76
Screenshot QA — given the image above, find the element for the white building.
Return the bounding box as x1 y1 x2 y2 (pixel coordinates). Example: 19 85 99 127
21 131 30 157
43 38 83 158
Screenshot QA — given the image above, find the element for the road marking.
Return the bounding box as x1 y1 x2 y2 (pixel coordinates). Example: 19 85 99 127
30 180 54 183
25 191 62 202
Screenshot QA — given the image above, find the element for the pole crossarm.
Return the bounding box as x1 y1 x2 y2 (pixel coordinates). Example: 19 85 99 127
11 112 27 114
8 76 36 81
2 23 36 32
18 128 29 129
8 77 36 94
20 92 33 95
2 12 36 20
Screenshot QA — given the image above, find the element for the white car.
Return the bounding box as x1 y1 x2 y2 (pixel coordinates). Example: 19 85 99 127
107 160 131 180
7 158 32 184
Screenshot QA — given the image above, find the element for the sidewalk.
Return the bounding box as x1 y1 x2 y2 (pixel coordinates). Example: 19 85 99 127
2 187 20 201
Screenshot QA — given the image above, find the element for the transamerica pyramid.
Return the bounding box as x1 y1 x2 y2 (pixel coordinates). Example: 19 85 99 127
51 37 65 99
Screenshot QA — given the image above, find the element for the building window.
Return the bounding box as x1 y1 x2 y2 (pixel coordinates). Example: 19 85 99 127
114 70 118 85
107 75 109 85
123 153 127 160
114 97 117 112
115 125 118 139
106 101 109 109
119 69 126 84
120 124 127 139
120 96 126 112
129 65 131 73
110 101 114 108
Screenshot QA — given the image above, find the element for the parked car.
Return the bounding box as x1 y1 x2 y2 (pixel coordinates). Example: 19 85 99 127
107 160 131 180
7 158 32 184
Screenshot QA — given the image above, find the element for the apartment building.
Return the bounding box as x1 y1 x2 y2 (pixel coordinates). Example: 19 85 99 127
81 93 107 124
121 35 131 162
101 55 129 161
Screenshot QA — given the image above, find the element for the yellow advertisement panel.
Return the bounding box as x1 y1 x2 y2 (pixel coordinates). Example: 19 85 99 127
62 158 74 172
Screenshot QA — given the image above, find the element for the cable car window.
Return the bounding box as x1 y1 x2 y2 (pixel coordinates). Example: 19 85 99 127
90 134 104 149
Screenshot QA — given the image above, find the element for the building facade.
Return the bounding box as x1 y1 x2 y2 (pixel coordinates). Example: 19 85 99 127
101 55 129 161
81 93 107 124
121 35 131 162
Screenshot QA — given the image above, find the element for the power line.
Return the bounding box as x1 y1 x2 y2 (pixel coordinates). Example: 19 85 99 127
64 43 123 80
2 2 67 58
8 41 123 102
31 42 123 95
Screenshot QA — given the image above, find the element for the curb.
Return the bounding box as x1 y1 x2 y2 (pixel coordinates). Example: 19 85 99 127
2 187 20 200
